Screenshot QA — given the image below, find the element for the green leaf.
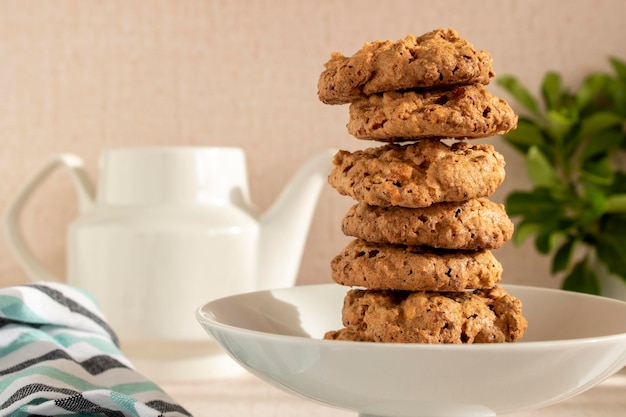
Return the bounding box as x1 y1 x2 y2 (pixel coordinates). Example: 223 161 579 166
600 213 626 236
506 189 560 219
577 112 623 140
581 156 615 186
541 72 563 110
562 257 600 295
512 220 542 246
544 109 575 142
596 238 626 280
549 183 577 203
535 228 563 255
575 186 607 228
609 56 626 82
584 186 607 216
605 194 626 213
596 214 626 280
552 238 577 274
610 172 626 194
502 117 546 154
578 129 624 162
611 81 626 116
497 75 540 116
526 146 558 186
576 73 611 111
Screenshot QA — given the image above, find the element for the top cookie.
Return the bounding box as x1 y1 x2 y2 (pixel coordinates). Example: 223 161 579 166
317 28 494 105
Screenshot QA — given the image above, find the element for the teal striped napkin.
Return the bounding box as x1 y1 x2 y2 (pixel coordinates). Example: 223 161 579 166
0 282 192 416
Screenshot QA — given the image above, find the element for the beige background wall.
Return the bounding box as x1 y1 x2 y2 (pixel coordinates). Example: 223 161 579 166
0 0 624 291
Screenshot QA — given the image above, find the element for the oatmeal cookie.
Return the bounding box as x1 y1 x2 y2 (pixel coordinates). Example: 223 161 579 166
323 327 364 342
331 239 502 291
324 286 527 344
342 198 513 250
347 84 517 141
317 28 494 105
328 140 506 208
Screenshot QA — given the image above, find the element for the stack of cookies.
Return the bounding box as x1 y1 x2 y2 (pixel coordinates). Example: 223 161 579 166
318 28 528 344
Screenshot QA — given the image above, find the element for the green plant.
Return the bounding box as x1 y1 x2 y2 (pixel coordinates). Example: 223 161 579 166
497 57 626 295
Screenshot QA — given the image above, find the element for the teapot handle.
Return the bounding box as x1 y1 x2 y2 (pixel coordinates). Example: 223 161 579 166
3 154 95 282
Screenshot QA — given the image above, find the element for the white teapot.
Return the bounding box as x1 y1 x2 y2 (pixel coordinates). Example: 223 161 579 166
4 147 335 344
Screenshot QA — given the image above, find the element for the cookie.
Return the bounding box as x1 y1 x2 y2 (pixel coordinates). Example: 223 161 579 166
331 239 502 291
347 84 518 141
324 327 364 342
328 140 505 208
317 28 494 105
342 198 513 250
324 286 527 344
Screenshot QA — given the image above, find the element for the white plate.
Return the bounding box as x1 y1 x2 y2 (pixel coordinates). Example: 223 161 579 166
196 284 626 417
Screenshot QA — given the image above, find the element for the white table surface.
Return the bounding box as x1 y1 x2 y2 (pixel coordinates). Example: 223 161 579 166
158 366 626 417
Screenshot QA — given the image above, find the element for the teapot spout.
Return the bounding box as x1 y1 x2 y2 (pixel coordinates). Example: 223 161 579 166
257 149 336 291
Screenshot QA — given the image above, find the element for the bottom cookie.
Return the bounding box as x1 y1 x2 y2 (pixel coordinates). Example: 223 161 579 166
324 286 527 344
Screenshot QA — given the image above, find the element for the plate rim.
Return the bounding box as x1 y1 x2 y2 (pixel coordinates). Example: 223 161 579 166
196 283 626 349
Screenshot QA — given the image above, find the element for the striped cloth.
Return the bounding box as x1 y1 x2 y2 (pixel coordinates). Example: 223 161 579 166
0 282 192 417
